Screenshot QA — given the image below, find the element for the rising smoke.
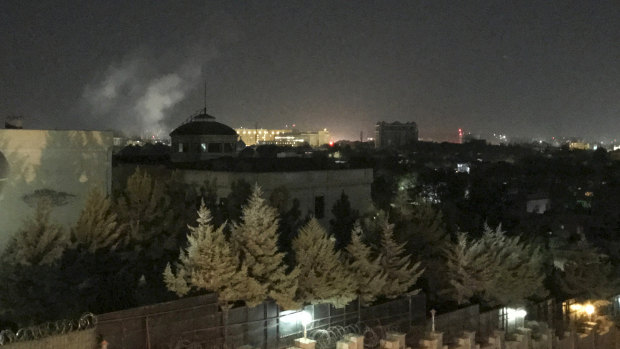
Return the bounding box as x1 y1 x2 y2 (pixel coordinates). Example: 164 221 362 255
81 48 215 138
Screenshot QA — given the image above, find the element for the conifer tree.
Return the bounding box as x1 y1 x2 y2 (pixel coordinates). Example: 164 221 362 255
164 201 263 309
558 240 619 300
115 167 183 304
3 198 67 266
345 222 386 305
330 191 359 250
71 187 121 252
230 185 299 309
392 195 449 300
293 218 357 307
116 167 173 247
443 225 548 307
393 196 447 258
442 232 493 304
225 179 252 223
378 219 424 298
480 225 547 306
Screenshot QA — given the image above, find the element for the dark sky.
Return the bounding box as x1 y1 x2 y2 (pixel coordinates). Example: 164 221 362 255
1 1 619 141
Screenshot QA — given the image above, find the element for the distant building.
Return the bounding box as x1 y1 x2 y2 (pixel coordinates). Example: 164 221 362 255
526 193 551 214
235 128 330 147
456 163 471 174
170 110 239 163
235 128 291 146
375 121 418 148
568 142 590 150
0 129 113 249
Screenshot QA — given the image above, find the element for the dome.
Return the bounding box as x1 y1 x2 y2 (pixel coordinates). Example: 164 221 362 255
170 111 237 137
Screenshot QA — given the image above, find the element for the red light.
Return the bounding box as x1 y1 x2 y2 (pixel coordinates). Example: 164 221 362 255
329 141 334 147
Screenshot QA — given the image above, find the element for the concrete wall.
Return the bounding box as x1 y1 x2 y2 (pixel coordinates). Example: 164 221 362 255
181 168 374 226
0 129 113 250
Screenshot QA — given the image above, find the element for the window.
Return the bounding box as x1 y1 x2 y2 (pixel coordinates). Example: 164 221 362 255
178 143 184 152
314 195 325 219
201 143 207 152
208 143 223 153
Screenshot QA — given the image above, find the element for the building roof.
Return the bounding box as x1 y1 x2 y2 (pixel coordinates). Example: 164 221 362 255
170 110 237 137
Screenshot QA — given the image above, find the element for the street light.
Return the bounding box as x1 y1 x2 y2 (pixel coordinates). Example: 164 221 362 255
299 311 312 339
585 304 595 321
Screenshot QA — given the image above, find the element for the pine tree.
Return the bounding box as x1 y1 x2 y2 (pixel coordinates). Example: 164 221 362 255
230 185 299 309
443 225 548 307
378 219 424 298
71 187 122 252
392 196 448 301
478 225 547 306
293 218 357 308
164 201 263 309
345 222 386 306
442 232 494 305
393 197 447 258
116 167 173 247
115 167 183 304
330 191 359 250
225 179 252 223
558 240 619 300
3 198 67 266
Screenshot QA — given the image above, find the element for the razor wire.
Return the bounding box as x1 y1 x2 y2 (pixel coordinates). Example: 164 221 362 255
0 312 97 346
308 320 404 349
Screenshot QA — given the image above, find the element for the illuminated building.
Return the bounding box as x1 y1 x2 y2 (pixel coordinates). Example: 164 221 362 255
235 128 330 147
235 128 291 146
374 121 418 148
568 142 590 150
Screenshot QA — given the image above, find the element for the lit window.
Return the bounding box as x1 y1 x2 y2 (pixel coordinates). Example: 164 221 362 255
201 143 207 152
178 143 184 152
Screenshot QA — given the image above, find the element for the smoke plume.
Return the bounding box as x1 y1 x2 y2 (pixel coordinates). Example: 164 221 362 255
81 49 212 138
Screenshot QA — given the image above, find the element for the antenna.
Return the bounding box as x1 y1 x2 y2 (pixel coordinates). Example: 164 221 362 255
203 80 207 114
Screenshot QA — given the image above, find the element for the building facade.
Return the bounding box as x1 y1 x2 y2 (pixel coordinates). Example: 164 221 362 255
375 121 418 148
0 129 113 249
180 168 373 226
235 128 292 146
235 128 330 147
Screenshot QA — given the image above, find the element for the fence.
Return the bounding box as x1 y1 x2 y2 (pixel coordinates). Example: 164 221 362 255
428 299 557 345
0 313 97 348
96 293 427 349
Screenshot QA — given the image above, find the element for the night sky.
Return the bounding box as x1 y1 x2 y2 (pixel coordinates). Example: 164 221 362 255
1 1 619 141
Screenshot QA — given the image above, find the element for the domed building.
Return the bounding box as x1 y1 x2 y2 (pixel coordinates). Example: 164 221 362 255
170 109 239 163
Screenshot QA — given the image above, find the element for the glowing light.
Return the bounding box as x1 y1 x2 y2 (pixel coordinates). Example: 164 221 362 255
299 311 312 326
329 141 334 146
506 308 527 320
585 304 595 316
